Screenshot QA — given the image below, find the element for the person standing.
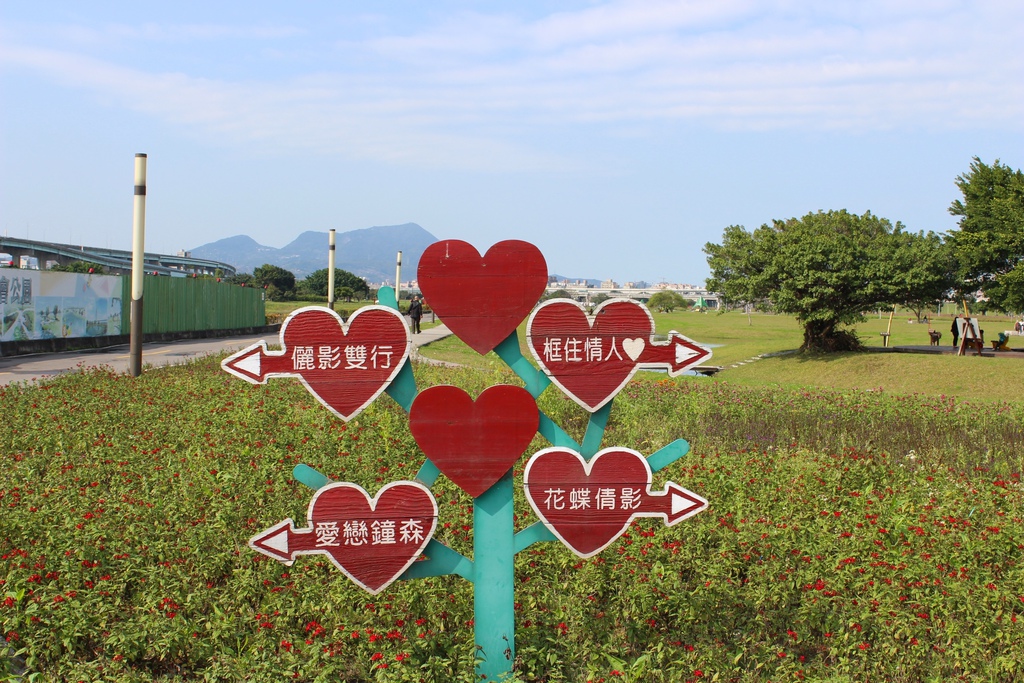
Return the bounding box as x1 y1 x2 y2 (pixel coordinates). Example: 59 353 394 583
408 295 423 334
950 315 961 348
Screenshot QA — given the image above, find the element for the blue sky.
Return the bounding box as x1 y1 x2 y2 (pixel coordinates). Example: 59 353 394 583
1 1 1021 284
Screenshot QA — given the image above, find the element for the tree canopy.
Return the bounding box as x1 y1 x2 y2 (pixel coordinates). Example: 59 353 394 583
947 157 1024 313
49 261 107 275
300 268 370 300
226 272 253 287
542 289 574 301
252 264 296 301
647 290 687 313
705 209 945 352
886 229 956 321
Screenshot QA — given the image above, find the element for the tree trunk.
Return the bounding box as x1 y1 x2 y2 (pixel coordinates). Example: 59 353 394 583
802 320 861 352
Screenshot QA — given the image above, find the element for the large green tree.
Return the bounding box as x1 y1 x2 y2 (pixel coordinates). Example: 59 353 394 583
947 157 1024 313
300 268 370 300
252 264 296 301
705 210 937 352
646 290 687 313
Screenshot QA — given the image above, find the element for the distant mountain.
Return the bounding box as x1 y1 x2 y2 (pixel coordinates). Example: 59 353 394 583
191 223 438 281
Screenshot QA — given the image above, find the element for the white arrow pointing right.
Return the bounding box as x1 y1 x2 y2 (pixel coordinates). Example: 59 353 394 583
675 342 705 365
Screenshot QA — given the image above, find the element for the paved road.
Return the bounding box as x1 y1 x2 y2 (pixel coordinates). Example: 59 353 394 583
0 324 452 388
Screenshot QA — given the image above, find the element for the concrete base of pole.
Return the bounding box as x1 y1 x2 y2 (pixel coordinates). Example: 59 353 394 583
129 297 144 377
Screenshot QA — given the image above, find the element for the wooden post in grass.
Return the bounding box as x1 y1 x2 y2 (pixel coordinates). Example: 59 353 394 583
881 308 895 348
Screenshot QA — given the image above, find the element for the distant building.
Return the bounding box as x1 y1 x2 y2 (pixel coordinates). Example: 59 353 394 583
542 281 719 308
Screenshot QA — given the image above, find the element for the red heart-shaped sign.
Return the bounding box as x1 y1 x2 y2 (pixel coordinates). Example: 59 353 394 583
222 306 410 421
308 482 437 594
410 385 539 498
527 299 655 411
523 447 707 558
418 240 548 355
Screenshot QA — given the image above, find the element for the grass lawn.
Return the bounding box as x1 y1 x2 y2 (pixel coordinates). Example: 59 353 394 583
270 295 1022 403
265 299 375 319
418 306 1024 404
718 311 1023 403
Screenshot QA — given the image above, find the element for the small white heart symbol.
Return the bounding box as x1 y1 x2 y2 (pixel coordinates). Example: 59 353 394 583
622 337 645 361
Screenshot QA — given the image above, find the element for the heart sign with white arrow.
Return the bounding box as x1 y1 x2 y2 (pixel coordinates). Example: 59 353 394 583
526 298 712 411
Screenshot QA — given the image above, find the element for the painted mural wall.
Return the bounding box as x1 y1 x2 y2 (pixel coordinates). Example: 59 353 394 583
0 270 122 342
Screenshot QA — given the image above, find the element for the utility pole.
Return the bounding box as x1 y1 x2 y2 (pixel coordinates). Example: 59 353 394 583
395 251 403 305
327 229 336 311
129 153 147 377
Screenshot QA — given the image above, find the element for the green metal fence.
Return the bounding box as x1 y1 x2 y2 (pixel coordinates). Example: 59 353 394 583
121 276 266 334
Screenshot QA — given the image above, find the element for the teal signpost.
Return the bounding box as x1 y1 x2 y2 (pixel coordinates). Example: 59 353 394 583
227 239 712 681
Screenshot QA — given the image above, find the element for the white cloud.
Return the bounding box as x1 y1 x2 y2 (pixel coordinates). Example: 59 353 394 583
0 42 573 172
356 0 1023 131
42 21 304 47
1 1 1021 171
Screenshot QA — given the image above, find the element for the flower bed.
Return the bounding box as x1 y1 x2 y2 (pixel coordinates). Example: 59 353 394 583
1 360 1021 681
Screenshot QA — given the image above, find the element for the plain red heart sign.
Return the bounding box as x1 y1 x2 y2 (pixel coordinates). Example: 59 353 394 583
523 447 708 558
417 240 548 355
222 306 410 421
409 385 539 498
249 481 437 595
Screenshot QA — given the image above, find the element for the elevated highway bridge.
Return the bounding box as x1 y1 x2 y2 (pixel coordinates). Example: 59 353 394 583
0 237 236 277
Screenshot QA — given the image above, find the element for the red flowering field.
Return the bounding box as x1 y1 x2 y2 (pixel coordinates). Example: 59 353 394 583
1 358 1022 682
